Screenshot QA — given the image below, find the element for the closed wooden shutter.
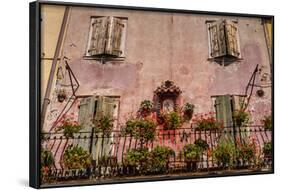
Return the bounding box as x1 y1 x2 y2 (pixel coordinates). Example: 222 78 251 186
105 17 124 57
209 21 227 58
75 96 97 151
215 95 233 128
88 17 108 56
92 96 118 163
78 97 97 131
225 20 239 58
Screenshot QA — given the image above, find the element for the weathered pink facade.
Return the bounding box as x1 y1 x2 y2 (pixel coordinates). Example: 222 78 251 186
42 6 272 130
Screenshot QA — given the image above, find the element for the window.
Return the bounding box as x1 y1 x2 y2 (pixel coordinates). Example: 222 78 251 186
77 96 120 162
207 20 241 64
85 16 127 59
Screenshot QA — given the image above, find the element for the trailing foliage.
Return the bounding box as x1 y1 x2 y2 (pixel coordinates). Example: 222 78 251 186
212 141 236 167
149 146 174 172
194 139 209 151
263 141 272 156
94 114 114 134
55 115 82 138
124 146 174 173
236 138 257 163
162 111 182 130
63 145 92 169
41 149 54 168
262 115 272 131
233 110 250 127
193 113 223 131
138 100 153 117
183 102 195 121
183 144 202 161
124 118 157 141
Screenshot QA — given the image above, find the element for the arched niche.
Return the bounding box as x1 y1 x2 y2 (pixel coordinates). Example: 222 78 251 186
153 80 182 116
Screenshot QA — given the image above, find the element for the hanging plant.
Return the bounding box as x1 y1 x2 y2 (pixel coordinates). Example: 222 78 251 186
57 88 67 103
161 111 183 130
183 102 195 121
138 100 153 117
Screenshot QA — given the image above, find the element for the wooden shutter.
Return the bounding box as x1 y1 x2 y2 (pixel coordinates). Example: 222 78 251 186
92 96 118 162
232 95 245 111
225 20 239 57
88 17 108 56
105 17 124 57
215 95 233 128
78 96 97 131
209 21 226 58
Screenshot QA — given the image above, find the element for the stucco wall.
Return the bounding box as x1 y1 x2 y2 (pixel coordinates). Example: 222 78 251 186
42 6 272 131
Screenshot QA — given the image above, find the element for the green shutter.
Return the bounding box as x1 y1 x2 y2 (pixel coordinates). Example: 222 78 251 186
88 17 108 56
225 20 239 58
78 97 96 131
215 95 233 128
91 96 117 163
75 96 97 151
105 17 124 57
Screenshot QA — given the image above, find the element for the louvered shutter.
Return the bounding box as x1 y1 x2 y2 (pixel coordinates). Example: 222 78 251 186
209 21 226 58
88 17 108 56
218 21 227 57
105 17 124 57
232 95 245 111
215 95 233 128
209 22 221 58
75 96 97 151
225 20 239 58
78 96 96 131
92 96 117 163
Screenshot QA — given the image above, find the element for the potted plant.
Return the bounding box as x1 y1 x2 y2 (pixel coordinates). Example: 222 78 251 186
183 102 195 121
94 113 114 135
149 146 174 173
138 100 153 117
263 141 272 160
62 145 92 169
41 149 54 183
233 110 250 128
212 141 236 168
55 115 82 138
161 111 182 130
194 138 209 151
235 138 257 167
261 115 272 131
183 144 202 171
124 118 157 142
123 147 150 175
193 113 223 131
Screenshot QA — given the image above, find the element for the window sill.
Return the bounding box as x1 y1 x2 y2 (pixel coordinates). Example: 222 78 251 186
83 56 126 63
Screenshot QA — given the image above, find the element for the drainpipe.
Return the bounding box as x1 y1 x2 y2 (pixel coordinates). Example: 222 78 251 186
41 7 70 129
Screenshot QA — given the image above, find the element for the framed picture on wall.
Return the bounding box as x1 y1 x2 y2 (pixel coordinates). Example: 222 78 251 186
30 0 274 188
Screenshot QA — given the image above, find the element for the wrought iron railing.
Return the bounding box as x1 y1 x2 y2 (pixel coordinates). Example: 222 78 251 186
41 125 272 184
